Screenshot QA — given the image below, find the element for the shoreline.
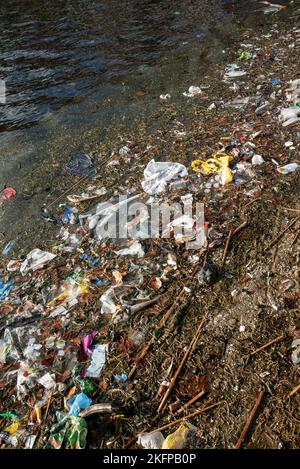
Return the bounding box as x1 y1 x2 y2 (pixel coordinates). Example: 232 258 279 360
0 2 300 449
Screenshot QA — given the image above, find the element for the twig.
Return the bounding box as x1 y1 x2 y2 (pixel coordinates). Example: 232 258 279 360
235 390 265 449
152 401 223 434
244 335 284 359
233 219 248 236
44 390 54 422
220 220 248 267
292 229 300 246
222 228 234 266
173 390 205 417
157 318 206 415
45 175 88 209
265 216 300 251
244 198 260 209
280 207 300 213
288 383 300 398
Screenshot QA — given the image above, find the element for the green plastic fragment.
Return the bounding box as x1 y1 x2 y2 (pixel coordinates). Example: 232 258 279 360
239 51 252 61
0 411 20 421
45 414 87 450
72 364 96 395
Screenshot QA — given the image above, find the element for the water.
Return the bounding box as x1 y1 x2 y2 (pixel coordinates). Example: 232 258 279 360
0 0 292 244
0 0 261 133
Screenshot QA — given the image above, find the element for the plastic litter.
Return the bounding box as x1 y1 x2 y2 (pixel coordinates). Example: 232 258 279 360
225 97 250 109
114 373 128 382
115 240 145 258
138 431 165 449
198 263 219 286
48 275 89 310
277 163 299 174
20 249 56 275
25 435 37 449
279 107 300 127
252 154 264 165
68 393 92 417
60 205 78 225
160 94 171 101
0 411 20 421
271 78 283 85
141 159 188 195
4 421 20 436
82 332 98 356
239 51 252 61
1 187 17 201
224 69 246 79
0 276 15 301
46 415 87 449
37 372 56 390
259 1 287 14
72 365 96 395
85 344 108 378
162 422 196 449
100 287 119 315
191 153 233 185
286 79 300 109
67 186 107 204
291 339 300 365
65 152 97 177
183 86 202 97
2 241 15 256
79 194 140 238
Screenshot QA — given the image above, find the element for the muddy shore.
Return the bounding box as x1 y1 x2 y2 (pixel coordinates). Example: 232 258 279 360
0 2 300 450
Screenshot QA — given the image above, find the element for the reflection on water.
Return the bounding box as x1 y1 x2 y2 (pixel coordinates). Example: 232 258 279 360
0 0 258 132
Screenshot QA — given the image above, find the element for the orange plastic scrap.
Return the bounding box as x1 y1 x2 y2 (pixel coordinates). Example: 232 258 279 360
191 152 233 185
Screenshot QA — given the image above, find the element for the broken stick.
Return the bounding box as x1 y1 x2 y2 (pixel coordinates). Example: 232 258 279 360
222 228 234 266
173 390 205 417
222 220 248 266
152 401 223 434
157 317 206 415
235 390 265 449
244 334 284 359
288 383 300 398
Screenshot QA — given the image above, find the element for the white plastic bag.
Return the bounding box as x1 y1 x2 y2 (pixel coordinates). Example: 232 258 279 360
115 240 145 258
85 344 108 378
141 160 188 195
20 249 56 275
138 432 165 449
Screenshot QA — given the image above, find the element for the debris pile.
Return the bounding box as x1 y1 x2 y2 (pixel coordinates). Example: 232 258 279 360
0 2 300 449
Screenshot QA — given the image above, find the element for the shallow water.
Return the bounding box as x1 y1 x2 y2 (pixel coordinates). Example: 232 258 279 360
0 0 252 132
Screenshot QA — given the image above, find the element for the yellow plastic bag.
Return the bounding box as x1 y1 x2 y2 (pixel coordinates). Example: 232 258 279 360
162 422 195 449
191 152 233 185
4 420 20 436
